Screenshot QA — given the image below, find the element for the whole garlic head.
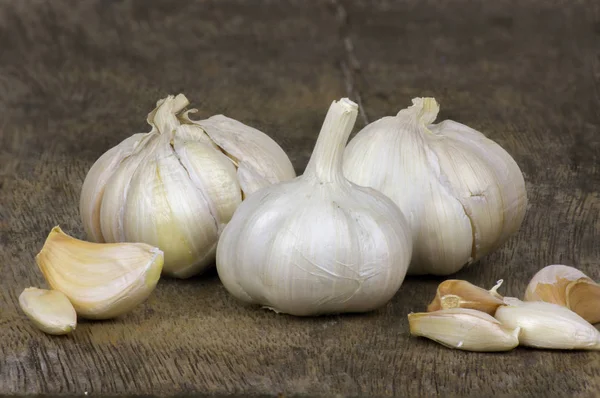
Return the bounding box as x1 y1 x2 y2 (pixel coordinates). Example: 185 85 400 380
343 98 527 275
216 98 413 316
80 94 295 278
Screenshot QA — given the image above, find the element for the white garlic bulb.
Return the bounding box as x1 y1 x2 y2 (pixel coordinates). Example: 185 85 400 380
216 98 413 316
343 97 527 275
80 94 295 278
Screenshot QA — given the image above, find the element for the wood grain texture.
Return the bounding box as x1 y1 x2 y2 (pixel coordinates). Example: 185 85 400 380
1 0 599 396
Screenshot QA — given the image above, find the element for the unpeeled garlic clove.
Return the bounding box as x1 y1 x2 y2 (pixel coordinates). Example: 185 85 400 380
36 226 164 320
427 279 505 315
408 308 520 352
524 264 600 324
494 300 600 350
19 287 77 335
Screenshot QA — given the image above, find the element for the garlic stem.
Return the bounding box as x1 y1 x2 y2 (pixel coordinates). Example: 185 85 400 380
303 98 358 183
398 97 440 126
152 94 190 135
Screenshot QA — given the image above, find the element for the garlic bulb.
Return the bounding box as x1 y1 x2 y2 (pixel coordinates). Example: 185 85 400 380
343 98 527 275
216 98 413 316
19 288 77 335
80 94 296 278
524 264 600 324
495 300 600 350
37 226 164 320
408 308 520 352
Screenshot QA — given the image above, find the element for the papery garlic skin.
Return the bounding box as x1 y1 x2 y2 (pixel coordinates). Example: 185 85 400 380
216 99 412 316
408 308 520 352
427 279 505 315
524 264 600 324
36 226 164 320
80 94 295 278
495 300 600 350
343 98 527 275
19 288 77 335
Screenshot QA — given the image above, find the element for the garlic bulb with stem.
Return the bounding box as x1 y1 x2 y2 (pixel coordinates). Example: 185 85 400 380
343 98 527 275
80 94 295 278
37 226 164 320
19 288 77 335
216 98 413 316
524 264 600 324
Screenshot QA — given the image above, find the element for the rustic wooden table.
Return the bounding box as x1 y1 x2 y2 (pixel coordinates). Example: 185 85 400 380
1 1 599 396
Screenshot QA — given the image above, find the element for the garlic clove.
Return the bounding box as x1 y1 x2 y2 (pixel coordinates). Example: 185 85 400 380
36 226 164 320
99 134 161 243
194 114 297 197
80 132 147 243
427 279 505 315
428 120 527 262
408 308 520 352
173 129 242 227
524 264 586 304
524 264 600 324
494 300 600 350
123 139 218 278
19 287 77 335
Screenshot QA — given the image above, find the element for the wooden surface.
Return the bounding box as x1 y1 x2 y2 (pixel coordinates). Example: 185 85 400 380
1 0 599 396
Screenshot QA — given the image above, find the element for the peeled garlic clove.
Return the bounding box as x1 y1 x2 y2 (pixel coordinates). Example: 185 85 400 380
427 279 505 315
216 98 412 316
524 264 600 324
81 94 295 278
408 308 520 352
36 226 164 320
19 288 77 335
343 98 527 275
494 300 600 350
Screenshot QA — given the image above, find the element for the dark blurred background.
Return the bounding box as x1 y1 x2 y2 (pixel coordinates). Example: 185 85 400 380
1 1 599 396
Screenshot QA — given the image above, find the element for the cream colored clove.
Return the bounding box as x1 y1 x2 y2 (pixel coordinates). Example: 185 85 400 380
495 299 600 350
19 287 77 335
408 308 520 352
36 226 164 320
524 264 600 324
427 279 505 315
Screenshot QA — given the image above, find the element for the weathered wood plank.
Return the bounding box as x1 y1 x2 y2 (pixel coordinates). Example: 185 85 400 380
1 0 599 396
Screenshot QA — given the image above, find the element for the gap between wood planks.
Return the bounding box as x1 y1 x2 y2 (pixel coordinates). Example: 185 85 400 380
330 0 370 126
